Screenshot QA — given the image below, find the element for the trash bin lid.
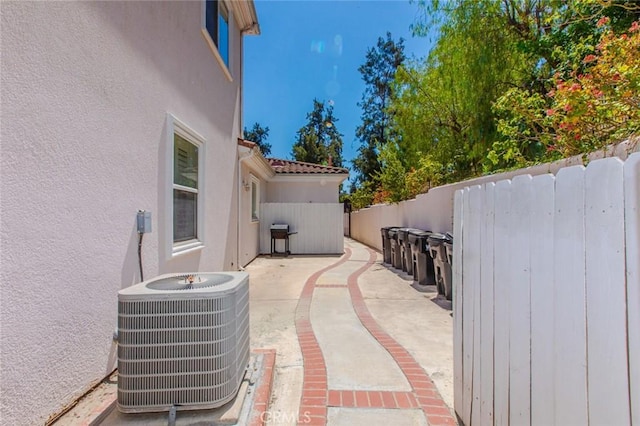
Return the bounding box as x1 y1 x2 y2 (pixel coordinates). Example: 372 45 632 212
387 228 399 238
407 230 431 244
398 227 422 241
381 226 400 238
427 233 448 245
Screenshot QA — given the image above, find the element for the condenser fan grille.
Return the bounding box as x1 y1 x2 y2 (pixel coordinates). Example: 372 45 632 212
117 272 249 413
145 273 233 291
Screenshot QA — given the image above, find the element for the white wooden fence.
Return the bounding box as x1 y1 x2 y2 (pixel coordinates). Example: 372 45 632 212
350 140 638 251
453 154 639 426
259 203 344 255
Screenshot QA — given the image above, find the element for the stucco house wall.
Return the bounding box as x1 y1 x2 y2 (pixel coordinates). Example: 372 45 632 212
238 149 274 267
237 152 349 263
266 179 341 203
0 2 257 424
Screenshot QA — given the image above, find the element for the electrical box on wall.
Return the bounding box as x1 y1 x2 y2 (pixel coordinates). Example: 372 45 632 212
137 210 152 234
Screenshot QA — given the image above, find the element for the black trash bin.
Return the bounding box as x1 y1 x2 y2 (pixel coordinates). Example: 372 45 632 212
444 238 453 265
381 226 399 265
388 228 403 269
428 233 453 300
396 228 409 272
397 228 422 275
408 230 436 286
443 234 454 297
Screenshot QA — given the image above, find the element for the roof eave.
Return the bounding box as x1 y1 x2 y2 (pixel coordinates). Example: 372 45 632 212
231 0 261 35
238 140 274 180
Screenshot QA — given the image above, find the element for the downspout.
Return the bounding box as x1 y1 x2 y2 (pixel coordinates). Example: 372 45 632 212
237 147 255 270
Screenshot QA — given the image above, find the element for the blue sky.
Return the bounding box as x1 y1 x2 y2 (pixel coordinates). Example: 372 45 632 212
243 0 433 171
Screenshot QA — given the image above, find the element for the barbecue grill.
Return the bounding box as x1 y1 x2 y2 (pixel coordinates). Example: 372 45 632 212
270 223 296 256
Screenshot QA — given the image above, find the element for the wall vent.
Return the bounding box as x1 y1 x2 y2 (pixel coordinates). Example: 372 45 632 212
117 272 249 413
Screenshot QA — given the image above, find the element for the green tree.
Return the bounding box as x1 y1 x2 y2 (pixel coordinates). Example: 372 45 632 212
352 32 406 186
243 122 272 156
391 0 531 181
292 99 344 166
348 0 638 208
492 16 640 167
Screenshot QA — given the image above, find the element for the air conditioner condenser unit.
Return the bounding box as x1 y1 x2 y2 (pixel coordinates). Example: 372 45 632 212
116 272 250 413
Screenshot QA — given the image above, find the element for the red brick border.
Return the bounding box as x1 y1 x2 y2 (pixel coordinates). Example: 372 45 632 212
248 349 277 426
348 248 457 426
295 249 352 425
294 246 456 426
81 394 116 426
326 390 418 409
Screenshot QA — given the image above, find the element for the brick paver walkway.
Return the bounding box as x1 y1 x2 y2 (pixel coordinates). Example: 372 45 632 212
294 245 456 425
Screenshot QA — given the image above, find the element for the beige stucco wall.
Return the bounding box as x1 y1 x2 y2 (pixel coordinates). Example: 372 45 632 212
0 2 246 424
266 180 341 203
238 162 267 267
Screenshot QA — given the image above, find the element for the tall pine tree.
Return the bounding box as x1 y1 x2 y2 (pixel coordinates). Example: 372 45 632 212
292 99 344 167
352 32 405 186
243 122 272 156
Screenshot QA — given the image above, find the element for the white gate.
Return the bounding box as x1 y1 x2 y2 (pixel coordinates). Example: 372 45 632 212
259 203 344 255
453 154 639 425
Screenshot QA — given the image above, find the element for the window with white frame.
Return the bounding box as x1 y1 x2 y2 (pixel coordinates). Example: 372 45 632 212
203 0 231 78
167 114 205 257
250 175 259 222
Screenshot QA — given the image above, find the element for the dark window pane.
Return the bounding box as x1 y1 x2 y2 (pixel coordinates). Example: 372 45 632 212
174 189 197 242
205 0 218 46
174 134 198 189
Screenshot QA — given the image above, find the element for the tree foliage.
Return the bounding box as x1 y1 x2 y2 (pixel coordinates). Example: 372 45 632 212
391 0 533 182
291 99 344 167
491 12 640 169
243 122 272 156
351 0 639 209
370 143 443 206
352 33 406 186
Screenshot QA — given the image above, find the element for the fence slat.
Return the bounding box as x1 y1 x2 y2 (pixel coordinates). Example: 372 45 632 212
479 183 495 426
461 187 475 425
529 174 556 426
453 189 464 419
493 180 512 426
508 175 532 426
585 158 630 425
625 153 640 425
468 186 483 426
554 166 588 426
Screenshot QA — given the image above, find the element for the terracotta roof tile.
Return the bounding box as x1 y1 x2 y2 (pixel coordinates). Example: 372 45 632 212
266 158 349 175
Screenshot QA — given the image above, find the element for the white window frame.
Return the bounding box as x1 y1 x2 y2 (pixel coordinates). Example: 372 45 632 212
166 113 206 258
201 0 233 82
250 174 260 222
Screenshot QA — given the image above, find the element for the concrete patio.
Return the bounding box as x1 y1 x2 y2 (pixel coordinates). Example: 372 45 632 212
54 237 454 426
248 237 455 425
